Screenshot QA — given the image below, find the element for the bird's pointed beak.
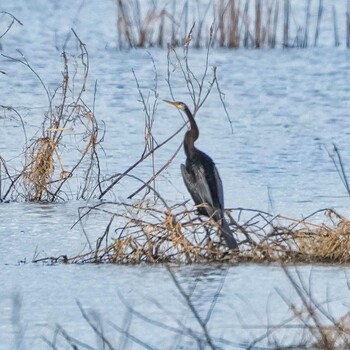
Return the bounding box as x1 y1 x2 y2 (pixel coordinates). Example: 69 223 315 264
163 99 178 108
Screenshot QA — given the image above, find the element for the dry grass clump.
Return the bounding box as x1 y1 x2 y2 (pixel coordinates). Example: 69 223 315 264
0 31 103 202
245 209 350 264
33 201 350 265
294 213 350 263
25 137 56 201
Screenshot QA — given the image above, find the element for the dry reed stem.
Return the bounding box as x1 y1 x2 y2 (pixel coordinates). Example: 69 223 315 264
0 11 23 43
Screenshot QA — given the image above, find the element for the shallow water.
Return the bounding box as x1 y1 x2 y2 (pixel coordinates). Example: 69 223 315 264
1 1 350 348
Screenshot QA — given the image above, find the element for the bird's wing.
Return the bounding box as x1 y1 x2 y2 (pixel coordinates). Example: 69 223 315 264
181 164 214 216
181 164 204 205
212 165 224 212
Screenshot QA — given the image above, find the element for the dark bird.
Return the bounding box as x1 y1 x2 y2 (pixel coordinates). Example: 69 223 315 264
164 100 239 250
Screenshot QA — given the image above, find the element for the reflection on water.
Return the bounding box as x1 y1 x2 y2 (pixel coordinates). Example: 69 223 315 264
1 256 350 348
1 0 350 348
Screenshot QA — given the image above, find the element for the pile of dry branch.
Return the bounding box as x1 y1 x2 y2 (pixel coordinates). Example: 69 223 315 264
33 202 350 265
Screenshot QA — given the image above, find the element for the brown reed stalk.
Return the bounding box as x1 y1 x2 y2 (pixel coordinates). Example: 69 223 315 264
194 1 211 49
314 0 323 47
255 0 262 48
271 0 279 48
260 2 270 47
216 0 224 47
283 0 290 48
118 0 163 48
157 9 165 47
266 0 273 47
303 0 311 48
135 2 160 48
228 0 239 48
346 0 350 48
215 0 244 48
332 5 340 47
242 0 250 48
347 0 350 48
183 0 189 42
116 0 134 47
171 0 176 46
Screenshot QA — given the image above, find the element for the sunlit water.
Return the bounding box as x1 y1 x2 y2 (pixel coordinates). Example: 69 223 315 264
1 1 350 348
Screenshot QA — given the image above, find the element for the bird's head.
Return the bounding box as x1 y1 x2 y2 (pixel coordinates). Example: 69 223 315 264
163 100 187 111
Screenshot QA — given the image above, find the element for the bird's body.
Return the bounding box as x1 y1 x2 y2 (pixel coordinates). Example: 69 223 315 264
181 150 222 219
164 100 239 250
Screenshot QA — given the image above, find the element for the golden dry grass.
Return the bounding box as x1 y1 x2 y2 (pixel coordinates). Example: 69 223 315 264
294 215 350 263
25 137 55 201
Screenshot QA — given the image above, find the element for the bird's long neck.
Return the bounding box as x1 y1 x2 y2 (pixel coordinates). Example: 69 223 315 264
183 106 199 158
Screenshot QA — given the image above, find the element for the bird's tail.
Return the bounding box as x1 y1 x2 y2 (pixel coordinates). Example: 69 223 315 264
219 217 239 250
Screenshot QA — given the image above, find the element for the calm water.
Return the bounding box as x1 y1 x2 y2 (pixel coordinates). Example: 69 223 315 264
1 1 350 348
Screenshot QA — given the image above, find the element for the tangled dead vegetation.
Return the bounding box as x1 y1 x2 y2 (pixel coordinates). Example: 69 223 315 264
0 31 103 202
293 213 350 263
33 202 350 265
